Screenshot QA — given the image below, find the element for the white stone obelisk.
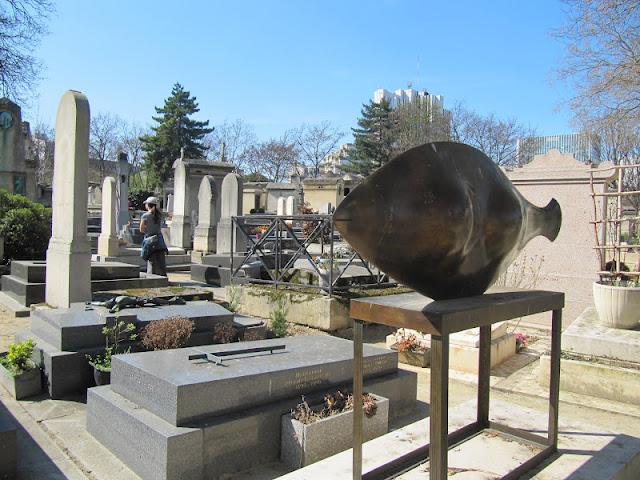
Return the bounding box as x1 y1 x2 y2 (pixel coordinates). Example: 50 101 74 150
216 173 244 253
46 91 92 308
97 176 119 257
170 157 191 249
193 175 218 252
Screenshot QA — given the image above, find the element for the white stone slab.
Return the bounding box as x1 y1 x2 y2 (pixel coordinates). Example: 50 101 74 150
279 399 640 480
563 307 640 363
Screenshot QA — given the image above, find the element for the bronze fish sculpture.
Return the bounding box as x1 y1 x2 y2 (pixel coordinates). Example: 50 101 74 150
333 142 561 300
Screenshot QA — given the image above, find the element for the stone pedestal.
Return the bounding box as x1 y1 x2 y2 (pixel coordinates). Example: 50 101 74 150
46 91 92 308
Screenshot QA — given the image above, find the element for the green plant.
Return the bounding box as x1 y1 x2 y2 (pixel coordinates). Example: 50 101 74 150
226 283 241 313
269 293 289 338
141 316 194 350
0 339 36 376
86 319 137 372
0 190 52 262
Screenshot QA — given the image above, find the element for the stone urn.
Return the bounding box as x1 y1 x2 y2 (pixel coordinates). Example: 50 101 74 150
593 281 640 329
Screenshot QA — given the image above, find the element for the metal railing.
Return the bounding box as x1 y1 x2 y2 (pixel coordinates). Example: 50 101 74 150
229 214 392 295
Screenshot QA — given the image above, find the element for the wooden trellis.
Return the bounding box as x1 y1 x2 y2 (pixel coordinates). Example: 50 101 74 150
590 163 640 280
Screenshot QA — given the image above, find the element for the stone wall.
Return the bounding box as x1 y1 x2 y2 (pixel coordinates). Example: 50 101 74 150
506 149 614 326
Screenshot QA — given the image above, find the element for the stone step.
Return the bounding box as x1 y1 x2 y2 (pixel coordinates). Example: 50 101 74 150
87 367 416 480
9 260 141 283
1 271 168 307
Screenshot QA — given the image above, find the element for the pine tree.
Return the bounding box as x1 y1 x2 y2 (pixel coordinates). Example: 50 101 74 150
344 99 395 176
140 83 213 189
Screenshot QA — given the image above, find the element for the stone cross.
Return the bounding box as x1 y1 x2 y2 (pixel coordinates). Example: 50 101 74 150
216 173 244 253
277 197 285 216
116 152 130 230
46 91 92 308
170 157 191 249
97 176 119 256
193 175 218 252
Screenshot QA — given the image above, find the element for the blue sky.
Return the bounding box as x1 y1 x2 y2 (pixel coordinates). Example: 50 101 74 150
28 0 574 142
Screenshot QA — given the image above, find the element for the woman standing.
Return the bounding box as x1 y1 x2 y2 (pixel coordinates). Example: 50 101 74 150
139 196 168 276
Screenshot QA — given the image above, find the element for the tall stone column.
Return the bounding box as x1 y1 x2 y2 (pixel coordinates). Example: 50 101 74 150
285 195 296 215
193 176 218 252
97 176 119 257
116 152 130 230
216 173 244 253
170 157 191 249
277 196 285 215
46 91 92 308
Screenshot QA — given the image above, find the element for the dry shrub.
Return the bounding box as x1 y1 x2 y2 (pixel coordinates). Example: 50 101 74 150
141 316 195 351
213 323 238 344
291 390 378 424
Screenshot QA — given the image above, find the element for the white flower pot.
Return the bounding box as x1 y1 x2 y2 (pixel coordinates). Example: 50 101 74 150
593 281 640 329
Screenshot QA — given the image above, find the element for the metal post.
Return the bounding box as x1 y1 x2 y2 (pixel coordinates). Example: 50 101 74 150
548 309 562 449
275 218 280 289
477 325 491 427
230 217 234 283
430 334 449 480
329 218 334 296
353 319 364 480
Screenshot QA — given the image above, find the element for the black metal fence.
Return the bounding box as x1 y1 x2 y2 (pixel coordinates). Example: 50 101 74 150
229 214 391 295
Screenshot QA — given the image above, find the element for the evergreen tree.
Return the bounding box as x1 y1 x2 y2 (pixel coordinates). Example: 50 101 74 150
140 83 213 189
344 99 394 176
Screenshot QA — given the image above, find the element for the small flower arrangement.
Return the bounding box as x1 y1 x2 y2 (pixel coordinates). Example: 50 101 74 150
513 332 528 352
254 225 269 239
394 329 426 353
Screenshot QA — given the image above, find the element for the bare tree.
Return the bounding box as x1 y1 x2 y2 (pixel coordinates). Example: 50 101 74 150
450 103 536 167
244 132 299 183
391 100 450 155
0 0 54 101
32 120 54 185
120 120 149 189
583 113 640 209
90 112 124 179
204 118 257 173
295 121 344 177
554 0 640 122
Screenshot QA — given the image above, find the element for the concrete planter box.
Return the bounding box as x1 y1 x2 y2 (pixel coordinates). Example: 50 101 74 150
0 361 41 400
593 281 640 329
237 286 350 331
281 394 389 468
391 345 430 368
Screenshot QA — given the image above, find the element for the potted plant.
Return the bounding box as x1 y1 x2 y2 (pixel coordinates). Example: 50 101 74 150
86 319 137 386
281 390 389 468
390 329 430 367
0 339 41 399
591 165 640 329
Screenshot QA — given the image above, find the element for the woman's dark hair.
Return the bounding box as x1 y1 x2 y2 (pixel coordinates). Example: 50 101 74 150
149 203 161 223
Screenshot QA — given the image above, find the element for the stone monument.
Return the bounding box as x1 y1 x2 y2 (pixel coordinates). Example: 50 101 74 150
45 91 92 308
116 152 130 230
216 173 244 253
171 157 191 249
277 196 285 216
97 176 119 257
285 195 296 216
0 98 32 197
193 175 218 253
166 194 174 215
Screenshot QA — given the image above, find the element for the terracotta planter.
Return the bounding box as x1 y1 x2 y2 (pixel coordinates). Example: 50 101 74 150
0 362 41 399
593 281 640 329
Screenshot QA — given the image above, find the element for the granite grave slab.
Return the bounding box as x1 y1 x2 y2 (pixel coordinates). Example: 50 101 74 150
111 336 397 426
